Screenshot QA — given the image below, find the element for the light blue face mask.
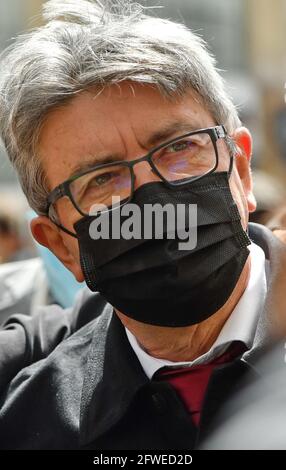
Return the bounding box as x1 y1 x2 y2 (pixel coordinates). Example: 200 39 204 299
27 210 85 308
37 244 85 308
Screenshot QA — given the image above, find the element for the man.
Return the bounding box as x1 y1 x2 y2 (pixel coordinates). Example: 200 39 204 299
0 0 285 449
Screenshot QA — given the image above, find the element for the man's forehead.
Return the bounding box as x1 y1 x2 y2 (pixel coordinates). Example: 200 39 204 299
38 83 215 185
40 84 212 141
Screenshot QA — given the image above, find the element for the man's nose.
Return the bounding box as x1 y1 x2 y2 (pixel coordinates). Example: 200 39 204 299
133 160 161 190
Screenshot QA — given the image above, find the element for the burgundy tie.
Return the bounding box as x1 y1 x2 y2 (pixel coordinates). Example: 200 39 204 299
154 341 247 426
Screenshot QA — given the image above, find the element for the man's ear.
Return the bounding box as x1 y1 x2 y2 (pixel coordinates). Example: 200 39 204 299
30 216 84 282
232 127 256 213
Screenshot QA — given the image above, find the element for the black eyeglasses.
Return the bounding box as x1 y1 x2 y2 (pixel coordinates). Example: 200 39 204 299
46 125 230 236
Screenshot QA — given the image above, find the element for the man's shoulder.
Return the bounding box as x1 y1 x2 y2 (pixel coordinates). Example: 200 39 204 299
0 258 45 322
0 307 113 449
7 301 113 384
0 288 111 395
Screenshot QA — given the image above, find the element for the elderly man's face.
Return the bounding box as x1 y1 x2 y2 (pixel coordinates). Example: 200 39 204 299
33 82 255 281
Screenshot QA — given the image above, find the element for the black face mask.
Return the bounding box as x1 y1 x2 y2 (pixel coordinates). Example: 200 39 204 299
74 172 251 327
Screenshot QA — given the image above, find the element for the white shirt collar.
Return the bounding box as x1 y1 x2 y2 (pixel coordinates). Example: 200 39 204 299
125 243 267 379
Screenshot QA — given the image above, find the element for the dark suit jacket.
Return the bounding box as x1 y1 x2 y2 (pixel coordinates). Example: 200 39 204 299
0 223 285 449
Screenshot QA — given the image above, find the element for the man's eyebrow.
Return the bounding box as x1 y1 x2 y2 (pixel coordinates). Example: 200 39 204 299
68 121 200 179
69 154 122 179
145 121 201 147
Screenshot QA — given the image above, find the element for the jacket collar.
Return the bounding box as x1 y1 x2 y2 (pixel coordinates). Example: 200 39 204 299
243 223 286 366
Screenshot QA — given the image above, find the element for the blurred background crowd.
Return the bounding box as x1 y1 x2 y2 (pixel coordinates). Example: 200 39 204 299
0 0 286 269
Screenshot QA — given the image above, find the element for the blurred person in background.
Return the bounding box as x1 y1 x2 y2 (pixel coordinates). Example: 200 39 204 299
247 170 286 245
0 195 35 263
249 169 286 226
0 0 286 450
0 212 22 263
267 204 286 244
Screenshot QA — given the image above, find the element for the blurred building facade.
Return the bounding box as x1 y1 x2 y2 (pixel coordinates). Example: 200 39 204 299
246 0 286 182
0 0 286 188
0 0 43 188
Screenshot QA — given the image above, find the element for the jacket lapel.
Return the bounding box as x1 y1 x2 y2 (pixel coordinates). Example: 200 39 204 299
79 311 149 447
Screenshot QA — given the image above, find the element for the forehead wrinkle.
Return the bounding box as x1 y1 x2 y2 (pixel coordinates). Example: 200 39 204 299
111 118 129 159
104 112 149 160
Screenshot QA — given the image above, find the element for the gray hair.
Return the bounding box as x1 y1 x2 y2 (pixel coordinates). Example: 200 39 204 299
0 0 241 215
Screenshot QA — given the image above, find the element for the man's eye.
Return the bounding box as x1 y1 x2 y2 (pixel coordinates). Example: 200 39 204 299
92 172 113 186
167 140 193 153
